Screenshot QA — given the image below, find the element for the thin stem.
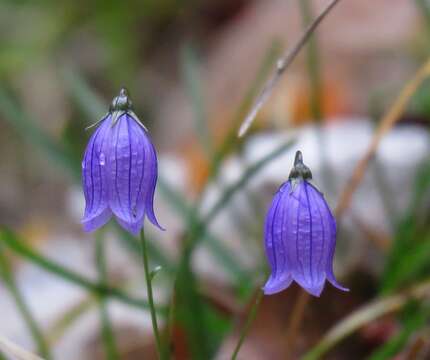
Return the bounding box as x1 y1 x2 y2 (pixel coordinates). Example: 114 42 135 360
335 58 430 219
139 229 163 359
238 0 342 137
0 249 51 359
299 0 334 195
299 0 323 121
302 279 430 360
285 290 311 349
164 293 176 358
95 231 119 360
231 290 264 360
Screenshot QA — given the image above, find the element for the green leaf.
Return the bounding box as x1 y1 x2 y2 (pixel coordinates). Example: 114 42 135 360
149 265 162 281
368 303 430 360
0 86 79 180
0 243 52 359
0 228 154 311
158 178 250 283
381 159 430 294
209 40 282 178
174 138 295 358
181 44 213 159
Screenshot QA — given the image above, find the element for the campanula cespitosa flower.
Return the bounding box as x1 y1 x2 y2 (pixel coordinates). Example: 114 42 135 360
82 88 163 235
263 151 348 297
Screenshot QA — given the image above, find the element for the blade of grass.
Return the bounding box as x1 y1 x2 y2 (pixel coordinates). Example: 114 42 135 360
0 335 44 360
174 139 295 357
302 278 430 360
335 58 430 219
47 296 94 345
95 231 119 360
209 41 281 178
0 246 51 359
112 224 174 275
368 304 430 360
238 0 342 137
180 138 296 265
0 228 155 311
158 178 249 283
62 67 106 119
181 45 213 159
380 159 430 293
299 0 323 121
0 86 78 179
415 0 430 37
231 290 263 360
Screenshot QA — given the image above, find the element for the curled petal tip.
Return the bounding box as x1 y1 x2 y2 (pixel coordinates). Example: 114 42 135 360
328 277 349 293
262 275 293 295
146 211 165 231
302 283 325 297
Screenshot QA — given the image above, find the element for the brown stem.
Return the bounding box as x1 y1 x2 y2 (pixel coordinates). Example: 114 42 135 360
238 0 342 137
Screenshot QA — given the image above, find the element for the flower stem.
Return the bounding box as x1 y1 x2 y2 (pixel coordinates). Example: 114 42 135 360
285 289 310 349
0 247 51 359
231 290 264 360
95 231 119 360
140 229 163 359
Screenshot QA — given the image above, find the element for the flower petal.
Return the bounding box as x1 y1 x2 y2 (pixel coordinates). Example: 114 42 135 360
145 139 165 231
127 118 164 230
108 115 138 226
263 182 293 294
288 181 326 296
263 274 292 295
83 208 112 233
264 188 282 277
116 217 143 236
309 183 349 293
82 117 111 231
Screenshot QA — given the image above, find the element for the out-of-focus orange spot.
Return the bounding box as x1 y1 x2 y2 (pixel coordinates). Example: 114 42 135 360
262 75 350 128
19 218 51 248
180 139 211 193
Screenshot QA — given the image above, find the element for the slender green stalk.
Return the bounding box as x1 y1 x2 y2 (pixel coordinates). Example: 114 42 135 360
139 229 164 359
0 248 51 359
415 0 430 37
299 0 323 121
95 232 119 360
299 0 335 195
231 290 264 360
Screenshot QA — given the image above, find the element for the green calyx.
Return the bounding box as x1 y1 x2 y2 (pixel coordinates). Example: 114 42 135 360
110 87 133 112
85 87 148 131
288 150 312 181
107 88 148 130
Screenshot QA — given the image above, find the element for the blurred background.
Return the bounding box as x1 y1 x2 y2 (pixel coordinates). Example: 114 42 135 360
1 0 430 359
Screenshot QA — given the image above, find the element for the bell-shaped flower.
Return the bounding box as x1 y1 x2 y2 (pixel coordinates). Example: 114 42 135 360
81 88 163 235
263 151 348 297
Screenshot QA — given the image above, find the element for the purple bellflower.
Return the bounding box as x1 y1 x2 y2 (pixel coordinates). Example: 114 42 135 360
81 88 163 235
263 151 348 297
